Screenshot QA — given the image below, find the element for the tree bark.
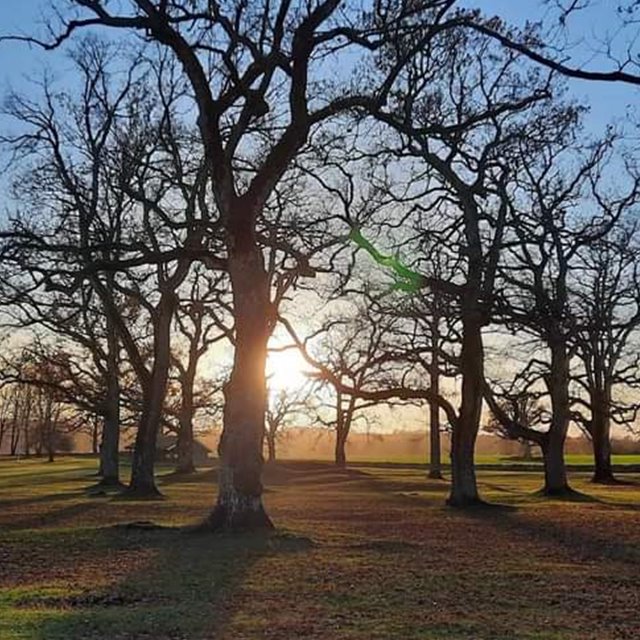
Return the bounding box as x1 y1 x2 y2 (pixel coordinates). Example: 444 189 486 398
428 354 443 479
176 415 196 474
540 435 568 495
206 245 273 530
126 295 176 498
334 427 348 467
92 418 100 456
591 388 615 483
266 433 277 463
447 316 483 506
9 396 20 456
541 338 572 495
334 395 354 468
98 319 122 487
175 358 197 475
98 384 121 486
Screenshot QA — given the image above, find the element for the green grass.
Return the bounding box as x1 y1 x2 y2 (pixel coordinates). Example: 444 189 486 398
345 452 640 466
1 456 639 639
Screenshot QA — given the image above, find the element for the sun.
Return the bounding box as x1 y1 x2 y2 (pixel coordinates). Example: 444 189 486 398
266 348 309 392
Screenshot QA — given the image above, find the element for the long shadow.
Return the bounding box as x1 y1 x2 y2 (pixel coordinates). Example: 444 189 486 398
0 466 91 486
596 501 640 512
4 500 102 531
31 527 314 640
158 467 218 486
264 462 370 487
448 498 640 566
0 491 83 510
531 487 604 503
358 470 451 498
363 465 640 564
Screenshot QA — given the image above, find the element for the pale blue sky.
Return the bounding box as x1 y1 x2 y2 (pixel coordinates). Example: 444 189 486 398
0 1 637 137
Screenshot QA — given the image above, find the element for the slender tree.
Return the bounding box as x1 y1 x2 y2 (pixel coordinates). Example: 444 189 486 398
171 266 229 474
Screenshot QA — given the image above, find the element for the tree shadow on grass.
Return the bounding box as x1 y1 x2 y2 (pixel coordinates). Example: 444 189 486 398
449 498 640 566
478 481 529 496
355 469 451 499
0 466 92 487
0 491 83 511
531 486 605 502
161 461 409 491
263 461 371 487
4 500 103 530
30 527 314 640
158 466 218 486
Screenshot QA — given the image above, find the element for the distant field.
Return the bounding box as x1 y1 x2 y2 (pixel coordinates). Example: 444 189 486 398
9 452 640 469
1 456 639 639
345 453 640 467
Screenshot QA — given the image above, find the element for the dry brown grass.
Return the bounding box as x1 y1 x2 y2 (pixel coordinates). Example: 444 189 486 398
1 457 639 639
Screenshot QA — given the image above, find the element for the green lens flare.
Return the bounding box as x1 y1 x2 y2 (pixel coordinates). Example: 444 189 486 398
348 227 424 293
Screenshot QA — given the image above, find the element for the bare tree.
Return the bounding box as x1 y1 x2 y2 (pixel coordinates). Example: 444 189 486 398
570 225 640 483
485 391 546 461
0 43 223 495
171 266 229 474
264 383 313 463
282 303 403 467
488 135 638 495
3 0 640 524
0 346 88 461
351 26 566 505
21 0 501 528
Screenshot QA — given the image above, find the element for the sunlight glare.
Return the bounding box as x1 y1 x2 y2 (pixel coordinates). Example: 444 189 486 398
267 349 309 392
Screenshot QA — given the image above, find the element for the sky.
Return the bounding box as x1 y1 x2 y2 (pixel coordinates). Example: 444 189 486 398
0 1 637 133
2 1 634 237
0 0 638 163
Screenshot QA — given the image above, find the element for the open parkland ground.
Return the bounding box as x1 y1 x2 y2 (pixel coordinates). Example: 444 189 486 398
0 456 639 640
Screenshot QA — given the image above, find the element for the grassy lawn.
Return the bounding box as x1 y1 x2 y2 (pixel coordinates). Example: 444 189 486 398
1 456 639 639
346 453 640 467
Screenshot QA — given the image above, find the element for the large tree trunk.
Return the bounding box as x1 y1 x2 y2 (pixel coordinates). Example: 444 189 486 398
98 321 122 487
92 418 100 456
176 408 196 474
334 396 354 468
447 316 483 507
175 361 197 475
266 432 277 463
428 355 443 479
207 244 273 530
127 295 175 498
176 414 196 474
540 436 568 494
541 338 571 496
334 428 348 467
98 383 121 486
591 387 615 484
